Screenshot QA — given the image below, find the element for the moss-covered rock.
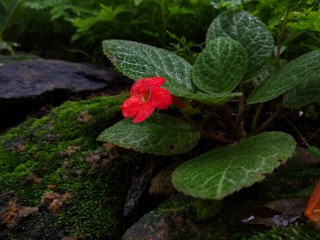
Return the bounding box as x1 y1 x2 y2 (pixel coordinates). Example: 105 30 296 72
1 93 320 240
0 93 132 239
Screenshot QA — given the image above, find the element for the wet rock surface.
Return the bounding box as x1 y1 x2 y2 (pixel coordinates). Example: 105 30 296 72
0 192 66 240
0 58 129 131
122 195 216 240
0 58 115 99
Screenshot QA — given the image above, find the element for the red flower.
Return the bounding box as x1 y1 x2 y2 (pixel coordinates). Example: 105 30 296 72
121 77 172 123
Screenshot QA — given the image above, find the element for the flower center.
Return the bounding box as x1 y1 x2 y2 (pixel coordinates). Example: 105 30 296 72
141 89 151 103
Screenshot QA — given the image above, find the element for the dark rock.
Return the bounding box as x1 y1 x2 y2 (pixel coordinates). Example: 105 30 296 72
122 194 216 240
0 58 114 99
0 191 67 240
0 58 129 131
124 160 157 216
10 206 66 240
240 197 307 227
149 164 178 197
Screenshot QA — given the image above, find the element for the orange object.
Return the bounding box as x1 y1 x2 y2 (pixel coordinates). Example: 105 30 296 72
305 179 320 226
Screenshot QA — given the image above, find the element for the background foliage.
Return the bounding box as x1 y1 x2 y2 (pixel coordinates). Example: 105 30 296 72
2 0 320 64
2 0 214 61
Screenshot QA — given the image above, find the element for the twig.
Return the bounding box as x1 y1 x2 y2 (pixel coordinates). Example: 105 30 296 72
275 7 290 66
236 84 247 138
251 103 263 132
63 47 94 62
253 109 281 134
285 118 310 147
182 112 232 143
234 107 248 137
306 128 320 144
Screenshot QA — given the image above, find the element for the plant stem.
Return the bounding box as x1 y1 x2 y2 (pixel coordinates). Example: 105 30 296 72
275 6 290 66
285 118 310 147
253 109 281 134
234 107 248 137
182 112 232 143
251 103 263 132
308 128 320 144
160 0 168 46
217 103 236 129
63 47 94 62
235 84 247 138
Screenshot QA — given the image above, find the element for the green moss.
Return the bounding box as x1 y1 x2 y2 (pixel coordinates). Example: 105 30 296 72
247 223 320 240
0 93 131 239
60 170 124 238
156 194 195 214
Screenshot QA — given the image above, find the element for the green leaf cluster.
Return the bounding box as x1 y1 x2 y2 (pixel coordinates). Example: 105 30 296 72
96 9 320 201
211 0 320 62
248 50 320 106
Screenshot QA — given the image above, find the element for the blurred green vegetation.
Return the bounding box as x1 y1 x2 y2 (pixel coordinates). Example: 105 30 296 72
1 0 320 64
2 0 215 62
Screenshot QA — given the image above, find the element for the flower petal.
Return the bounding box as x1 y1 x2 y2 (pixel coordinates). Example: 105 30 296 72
133 102 155 123
144 76 166 88
122 76 170 123
121 96 140 118
150 88 172 109
130 79 149 97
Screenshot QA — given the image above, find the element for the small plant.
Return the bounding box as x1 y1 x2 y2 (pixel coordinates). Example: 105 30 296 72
212 0 320 57
97 10 320 201
0 0 21 54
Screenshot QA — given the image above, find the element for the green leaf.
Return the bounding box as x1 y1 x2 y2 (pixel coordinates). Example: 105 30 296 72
192 37 247 93
309 146 320 161
248 50 320 104
194 199 223 221
206 10 274 80
282 68 320 108
169 86 242 105
102 39 194 97
172 132 296 200
0 0 21 37
211 0 253 9
97 113 200 156
0 2 5 31
178 91 242 105
134 0 144 6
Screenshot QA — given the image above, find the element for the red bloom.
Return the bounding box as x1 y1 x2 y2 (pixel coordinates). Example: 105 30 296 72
121 77 172 123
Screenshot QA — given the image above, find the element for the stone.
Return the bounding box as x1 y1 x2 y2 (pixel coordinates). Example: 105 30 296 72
122 194 216 240
0 58 114 99
0 58 129 131
149 164 178 197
